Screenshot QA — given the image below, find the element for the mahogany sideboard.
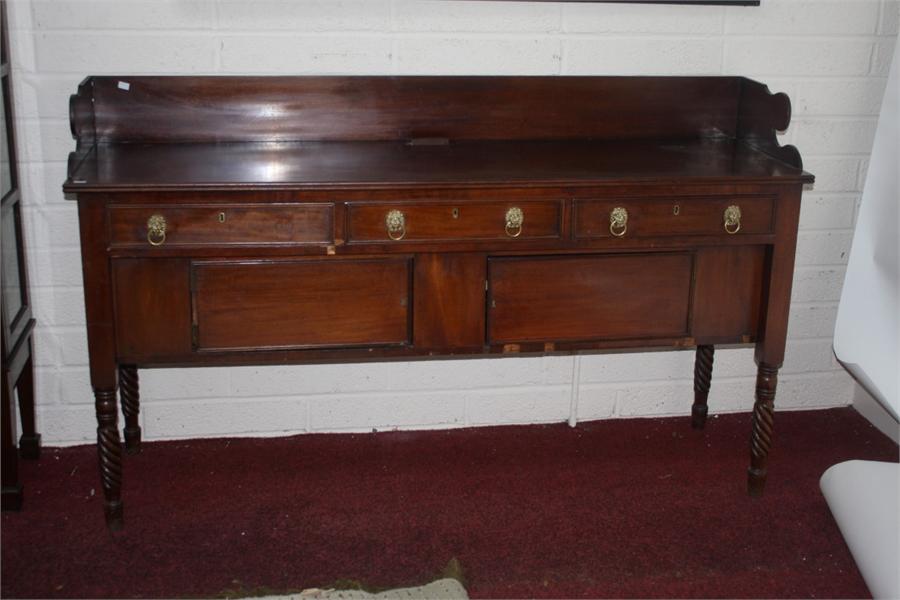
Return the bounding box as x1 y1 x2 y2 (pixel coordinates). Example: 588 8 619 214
64 76 813 529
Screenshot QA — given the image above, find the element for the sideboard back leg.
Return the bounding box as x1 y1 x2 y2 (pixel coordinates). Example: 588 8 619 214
119 366 141 454
692 345 715 429
94 388 123 529
748 363 778 496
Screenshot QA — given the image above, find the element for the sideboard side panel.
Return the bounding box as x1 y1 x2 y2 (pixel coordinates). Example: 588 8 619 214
755 188 803 367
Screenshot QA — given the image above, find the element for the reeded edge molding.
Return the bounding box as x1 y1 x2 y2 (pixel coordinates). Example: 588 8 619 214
737 78 807 173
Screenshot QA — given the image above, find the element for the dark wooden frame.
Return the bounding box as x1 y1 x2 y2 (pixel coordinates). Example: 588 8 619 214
1 0 41 513
65 75 810 529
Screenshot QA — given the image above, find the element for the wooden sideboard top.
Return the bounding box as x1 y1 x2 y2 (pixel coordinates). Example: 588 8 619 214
64 75 812 193
65 138 811 193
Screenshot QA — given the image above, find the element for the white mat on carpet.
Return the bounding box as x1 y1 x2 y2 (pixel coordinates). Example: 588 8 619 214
261 578 468 600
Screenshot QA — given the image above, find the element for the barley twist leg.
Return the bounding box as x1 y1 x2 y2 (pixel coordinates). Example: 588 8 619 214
692 345 715 429
95 389 123 529
119 366 141 454
748 363 778 496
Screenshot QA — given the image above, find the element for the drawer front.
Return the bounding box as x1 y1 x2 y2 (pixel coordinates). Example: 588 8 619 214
192 258 410 351
109 203 333 247
347 201 561 243
574 196 774 239
488 254 692 344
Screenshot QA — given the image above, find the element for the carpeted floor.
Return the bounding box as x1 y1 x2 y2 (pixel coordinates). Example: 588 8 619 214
2 406 897 599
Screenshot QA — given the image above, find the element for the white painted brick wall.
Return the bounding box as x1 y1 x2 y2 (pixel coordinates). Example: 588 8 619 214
6 0 896 445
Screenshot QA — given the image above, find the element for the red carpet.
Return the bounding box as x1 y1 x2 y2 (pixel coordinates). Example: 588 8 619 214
2 406 897 599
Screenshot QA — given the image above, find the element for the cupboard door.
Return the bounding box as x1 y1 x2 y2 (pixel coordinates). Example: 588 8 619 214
192 258 410 351
488 253 692 344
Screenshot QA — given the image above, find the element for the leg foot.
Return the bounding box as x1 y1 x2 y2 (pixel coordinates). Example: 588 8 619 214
692 345 714 429
104 499 124 531
95 389 124 528
748 363 778 497
748 467 767 497
119 366 141 455
19 433 41 460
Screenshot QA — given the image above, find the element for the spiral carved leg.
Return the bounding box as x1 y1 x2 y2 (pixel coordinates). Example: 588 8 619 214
119 366 141 455
692 345 715 429
95 389 123 529
748 364 778 497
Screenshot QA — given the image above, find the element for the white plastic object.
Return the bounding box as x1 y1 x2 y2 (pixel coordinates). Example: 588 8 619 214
832 40 899 419
820 461 899 599
824 40 900 600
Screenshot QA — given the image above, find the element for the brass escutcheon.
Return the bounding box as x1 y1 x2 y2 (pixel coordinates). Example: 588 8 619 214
147 214 167 246
386 209 406 241
218 211 226 223
724 205 742 234
505 206 524 238
609 206 628 237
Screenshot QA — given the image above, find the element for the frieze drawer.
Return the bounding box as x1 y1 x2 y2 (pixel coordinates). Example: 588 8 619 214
347 200 561 243
574 197 774 239
108 203 334 247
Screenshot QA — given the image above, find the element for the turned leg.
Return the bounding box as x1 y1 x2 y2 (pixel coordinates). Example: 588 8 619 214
95 388 124 529
692 345 714 429
119 366 141 454
17 345 41 460
79 199 126 528
748 363 778 496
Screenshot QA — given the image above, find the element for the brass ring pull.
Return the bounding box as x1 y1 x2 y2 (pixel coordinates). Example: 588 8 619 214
609 206 628 238
147 214 167 246
724 205 742 235
386 209 406 241
505 206 524 238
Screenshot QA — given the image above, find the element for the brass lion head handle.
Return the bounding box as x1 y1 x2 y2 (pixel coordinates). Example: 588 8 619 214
724 205 742 235
147 214 167 246
609 206 628 238
505 206 524 238
385 209 406 241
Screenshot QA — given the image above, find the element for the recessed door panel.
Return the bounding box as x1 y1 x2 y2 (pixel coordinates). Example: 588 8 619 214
488 253 693 344
192 258 410 351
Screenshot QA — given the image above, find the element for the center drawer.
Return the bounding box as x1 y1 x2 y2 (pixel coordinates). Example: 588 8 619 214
109 203 333 248
347 200 561 243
